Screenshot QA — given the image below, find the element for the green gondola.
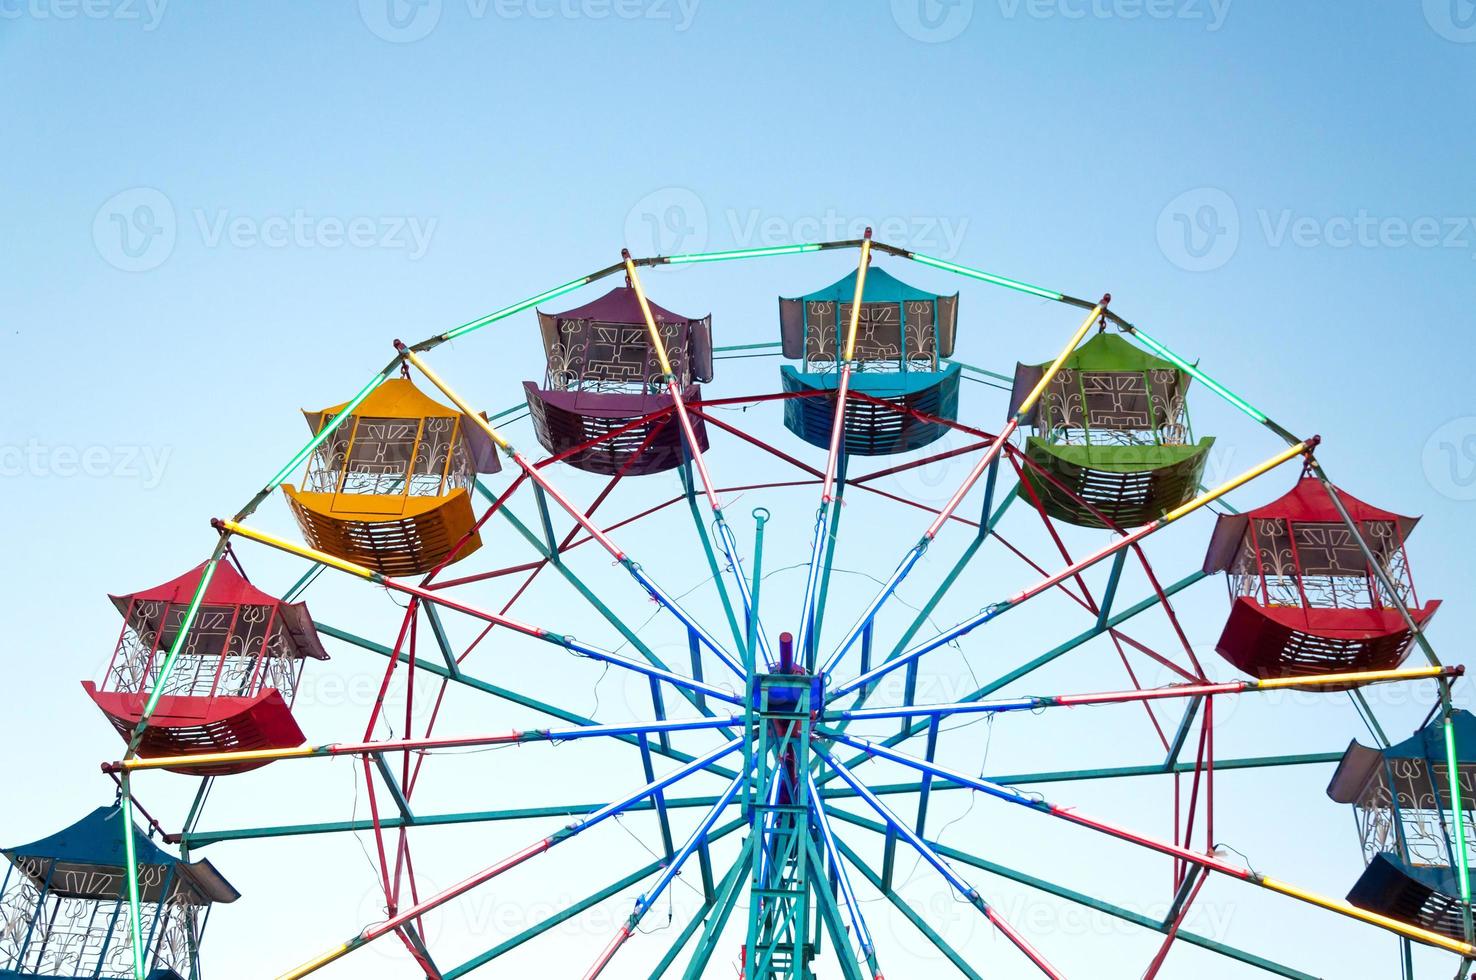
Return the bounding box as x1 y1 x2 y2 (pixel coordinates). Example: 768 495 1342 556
1009 331 1214 528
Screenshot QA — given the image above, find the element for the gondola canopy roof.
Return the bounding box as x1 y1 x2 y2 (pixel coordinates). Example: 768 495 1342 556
4 806 239 905
1203 477 1421 573
1008 333 1189 421
1327 710 1476 806
779 266 958 361
108 560 329 661
299 377 501 475
536 286 714 386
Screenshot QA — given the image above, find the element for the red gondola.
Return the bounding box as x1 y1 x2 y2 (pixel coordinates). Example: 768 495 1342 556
83 561 329 774
1203 475 1439 680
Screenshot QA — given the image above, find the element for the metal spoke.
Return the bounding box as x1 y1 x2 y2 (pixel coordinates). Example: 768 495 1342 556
819 749 1068 978
89 235 1467 980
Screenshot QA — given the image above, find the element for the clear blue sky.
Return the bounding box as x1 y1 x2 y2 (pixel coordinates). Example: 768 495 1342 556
3 2 1475 977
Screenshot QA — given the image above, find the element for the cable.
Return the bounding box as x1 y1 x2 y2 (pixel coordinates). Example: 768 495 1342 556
348 759 392 920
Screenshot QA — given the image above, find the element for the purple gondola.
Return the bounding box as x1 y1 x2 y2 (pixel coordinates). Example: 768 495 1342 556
524 284 714 475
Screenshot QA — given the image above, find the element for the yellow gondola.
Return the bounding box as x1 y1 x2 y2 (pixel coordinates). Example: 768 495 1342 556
282 376 501 576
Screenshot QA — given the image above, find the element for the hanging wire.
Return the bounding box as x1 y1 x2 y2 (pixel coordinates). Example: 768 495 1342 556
584 660 611 719
893 713 997 893
348 758 392 919
612 812 702 903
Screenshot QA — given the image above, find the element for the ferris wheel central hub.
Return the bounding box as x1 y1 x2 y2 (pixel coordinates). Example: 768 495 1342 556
749 672 824 717
749 631 824 718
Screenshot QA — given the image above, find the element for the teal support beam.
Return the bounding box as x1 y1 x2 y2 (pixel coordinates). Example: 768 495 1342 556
810 454 848 668
443 818 745 978
530 483 561 564
828 807 1319 980
885 716 941 891
639 734 676 860
648 677 672 755
1164 697 1204 771
683 835 757 980
827 570 1210 782
180 752 1341 848
944 357 1015 386
421 602 461 679
371 753 415 825
833 835 984 980
281 562 324 602
487 493 740 741
689 627 707 714
976 452 1003 537
313 621 739 781
652 840 752 979
749 507 769 668
1097 549 1128 629
679 458 749 660
804 838 866 980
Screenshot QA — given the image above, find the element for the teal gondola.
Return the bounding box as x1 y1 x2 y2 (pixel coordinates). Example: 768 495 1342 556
778 266 961 456
1327 711 1476 942
1 806 238 978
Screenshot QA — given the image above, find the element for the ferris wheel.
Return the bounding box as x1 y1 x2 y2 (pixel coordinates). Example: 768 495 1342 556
4 230 1473 980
